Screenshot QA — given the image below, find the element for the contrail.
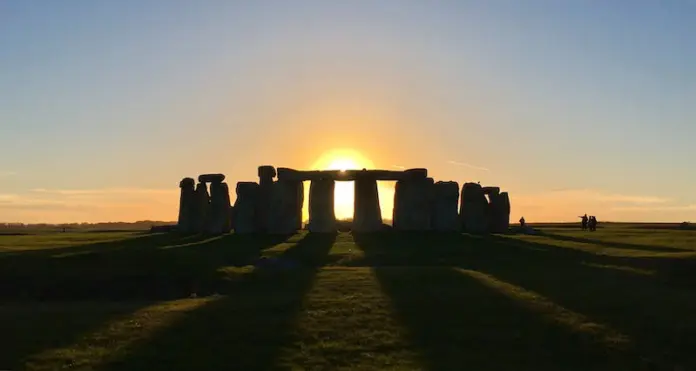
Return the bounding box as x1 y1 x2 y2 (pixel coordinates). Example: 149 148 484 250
447 160 490 172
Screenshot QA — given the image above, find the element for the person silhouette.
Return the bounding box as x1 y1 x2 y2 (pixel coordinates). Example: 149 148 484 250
579 214 588 230
519 216 526 228
589 216 597 231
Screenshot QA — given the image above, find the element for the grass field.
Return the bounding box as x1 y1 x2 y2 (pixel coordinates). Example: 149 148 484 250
1 225 695 370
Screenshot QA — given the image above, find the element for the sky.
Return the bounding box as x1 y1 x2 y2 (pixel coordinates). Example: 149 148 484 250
1 0 694 223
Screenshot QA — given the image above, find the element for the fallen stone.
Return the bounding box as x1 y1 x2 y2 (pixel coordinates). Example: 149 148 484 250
198 173 225 183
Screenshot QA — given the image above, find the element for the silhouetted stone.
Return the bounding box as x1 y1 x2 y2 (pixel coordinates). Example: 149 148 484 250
308 179 336 233
177 178 196 233
229 205 235 231
404 168 428 179
192 182 210 233
268 180 303 234
255 166 276 232
489 192 510 233
258 165 276 182
277 168 427 182
431 181 460 231
276 167 299 181
296 181 305 230
460 182 489 234
353 175 383 232
198 173 225 183
393 177 434 231
208 182 232 234
234 182 260 234
482 186 500 196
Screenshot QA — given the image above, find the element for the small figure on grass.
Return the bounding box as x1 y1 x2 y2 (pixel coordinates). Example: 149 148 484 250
579 214 588 230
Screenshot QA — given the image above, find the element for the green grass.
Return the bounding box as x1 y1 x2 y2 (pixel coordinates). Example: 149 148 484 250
1 226 695 370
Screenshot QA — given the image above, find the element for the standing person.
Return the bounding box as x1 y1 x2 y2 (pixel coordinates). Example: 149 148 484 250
579 214 588 230
519 216 526 228
589 216 597 231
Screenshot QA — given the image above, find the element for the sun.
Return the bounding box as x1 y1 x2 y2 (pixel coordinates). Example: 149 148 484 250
301 149 394 222
307 149 374 220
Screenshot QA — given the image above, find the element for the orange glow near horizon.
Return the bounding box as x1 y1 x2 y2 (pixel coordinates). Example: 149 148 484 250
302 149 394 222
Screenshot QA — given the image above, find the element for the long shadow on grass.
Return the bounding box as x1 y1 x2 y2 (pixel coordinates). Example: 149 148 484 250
538 231 694 253
1 232 294 369
355 235 644 370
0 231 210 258
1 302 146 370
474 234 696 369
353 232 696 370
0 232 292 301
101 232 337 371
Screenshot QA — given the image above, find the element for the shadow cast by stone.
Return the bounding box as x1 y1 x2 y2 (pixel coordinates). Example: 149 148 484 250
351 232 696 369
353 235 643 370
0 232 291 301
100 232 336 371
539 231 694 253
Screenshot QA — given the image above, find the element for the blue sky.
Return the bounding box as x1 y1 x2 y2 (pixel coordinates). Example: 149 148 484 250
0 1 694 222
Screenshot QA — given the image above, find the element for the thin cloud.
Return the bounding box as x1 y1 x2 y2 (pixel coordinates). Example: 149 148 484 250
0 171 16 177
447 160 490 172
391 165 406 170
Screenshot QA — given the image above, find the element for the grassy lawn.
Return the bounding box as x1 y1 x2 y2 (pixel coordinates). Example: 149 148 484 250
1 226 695 370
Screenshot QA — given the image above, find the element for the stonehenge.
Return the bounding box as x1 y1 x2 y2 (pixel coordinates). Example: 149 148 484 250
176 166 511 235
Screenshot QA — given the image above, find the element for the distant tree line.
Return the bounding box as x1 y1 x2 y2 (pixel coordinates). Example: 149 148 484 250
0 221 175 232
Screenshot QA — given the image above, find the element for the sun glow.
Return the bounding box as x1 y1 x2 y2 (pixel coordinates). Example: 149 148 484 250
303 149 395 222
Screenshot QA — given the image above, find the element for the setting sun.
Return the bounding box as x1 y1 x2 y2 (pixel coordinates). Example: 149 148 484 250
301 149 395 222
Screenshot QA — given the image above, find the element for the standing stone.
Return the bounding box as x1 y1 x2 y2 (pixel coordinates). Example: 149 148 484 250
353 175 383 232
177 178 196 233
296 181 305 230
192 182 210 233
393 177 434 231
431 181 460 231
268 180 301 234
460 182 489 234
308 178 336 233
208 181 232 234
489 191 511 233
256 166 276 232
234 182 260 234
229 205 236 232
392 180 405 229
